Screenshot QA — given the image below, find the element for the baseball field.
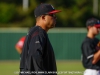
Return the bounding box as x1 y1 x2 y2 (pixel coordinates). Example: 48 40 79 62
0 60 84 75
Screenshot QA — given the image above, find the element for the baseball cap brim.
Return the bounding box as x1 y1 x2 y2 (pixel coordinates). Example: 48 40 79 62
48 10 61 14
94 24 100 28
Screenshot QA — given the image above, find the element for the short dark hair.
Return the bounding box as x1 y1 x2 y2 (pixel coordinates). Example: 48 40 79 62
86 18 100 28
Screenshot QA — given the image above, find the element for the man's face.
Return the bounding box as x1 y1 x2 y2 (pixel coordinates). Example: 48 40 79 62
44 13 57 28
96 27 100 34
91 26 100 35
94 25 100 34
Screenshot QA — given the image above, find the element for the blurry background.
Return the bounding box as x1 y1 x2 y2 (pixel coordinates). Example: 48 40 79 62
0 0 100 27
0 0 100 75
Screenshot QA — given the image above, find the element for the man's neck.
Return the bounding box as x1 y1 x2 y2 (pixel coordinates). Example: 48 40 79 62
36 23 49 32
87 32 95 39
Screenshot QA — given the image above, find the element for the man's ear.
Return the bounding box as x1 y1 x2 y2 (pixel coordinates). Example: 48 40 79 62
87 26 92 31
41 15 45 20
87 26 92 29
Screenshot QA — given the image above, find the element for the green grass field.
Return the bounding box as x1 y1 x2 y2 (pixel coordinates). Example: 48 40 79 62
0 60 84 75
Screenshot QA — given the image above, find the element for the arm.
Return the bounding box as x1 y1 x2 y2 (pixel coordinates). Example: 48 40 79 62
82 42 100 64
15 37 26 54
92 50 100 64
15 45 22 54
28 34 46 74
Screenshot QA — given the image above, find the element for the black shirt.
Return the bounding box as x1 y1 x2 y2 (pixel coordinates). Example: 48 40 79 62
20 26 57 75
81 36 100 70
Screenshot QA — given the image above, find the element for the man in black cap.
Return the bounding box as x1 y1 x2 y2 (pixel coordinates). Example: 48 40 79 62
19 3 61 75
81 18 100 75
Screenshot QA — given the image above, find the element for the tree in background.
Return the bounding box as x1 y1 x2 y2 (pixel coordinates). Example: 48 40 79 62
0 0 99 27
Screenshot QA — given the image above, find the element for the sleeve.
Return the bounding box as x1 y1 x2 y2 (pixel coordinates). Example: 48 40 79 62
28 34 46 74
16 37 25 49
94 38 100 50
82 42 96 59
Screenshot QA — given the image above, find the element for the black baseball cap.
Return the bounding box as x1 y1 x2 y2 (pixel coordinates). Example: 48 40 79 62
86 18 100 28
34 3 61 17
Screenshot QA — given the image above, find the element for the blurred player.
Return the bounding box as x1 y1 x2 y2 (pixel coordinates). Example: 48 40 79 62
15 36 26 54
81 18 100 75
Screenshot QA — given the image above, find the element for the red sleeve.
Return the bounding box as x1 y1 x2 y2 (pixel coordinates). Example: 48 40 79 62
16 36 26 49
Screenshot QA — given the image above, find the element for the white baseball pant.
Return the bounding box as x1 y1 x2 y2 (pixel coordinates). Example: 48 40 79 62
84 69 100 75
